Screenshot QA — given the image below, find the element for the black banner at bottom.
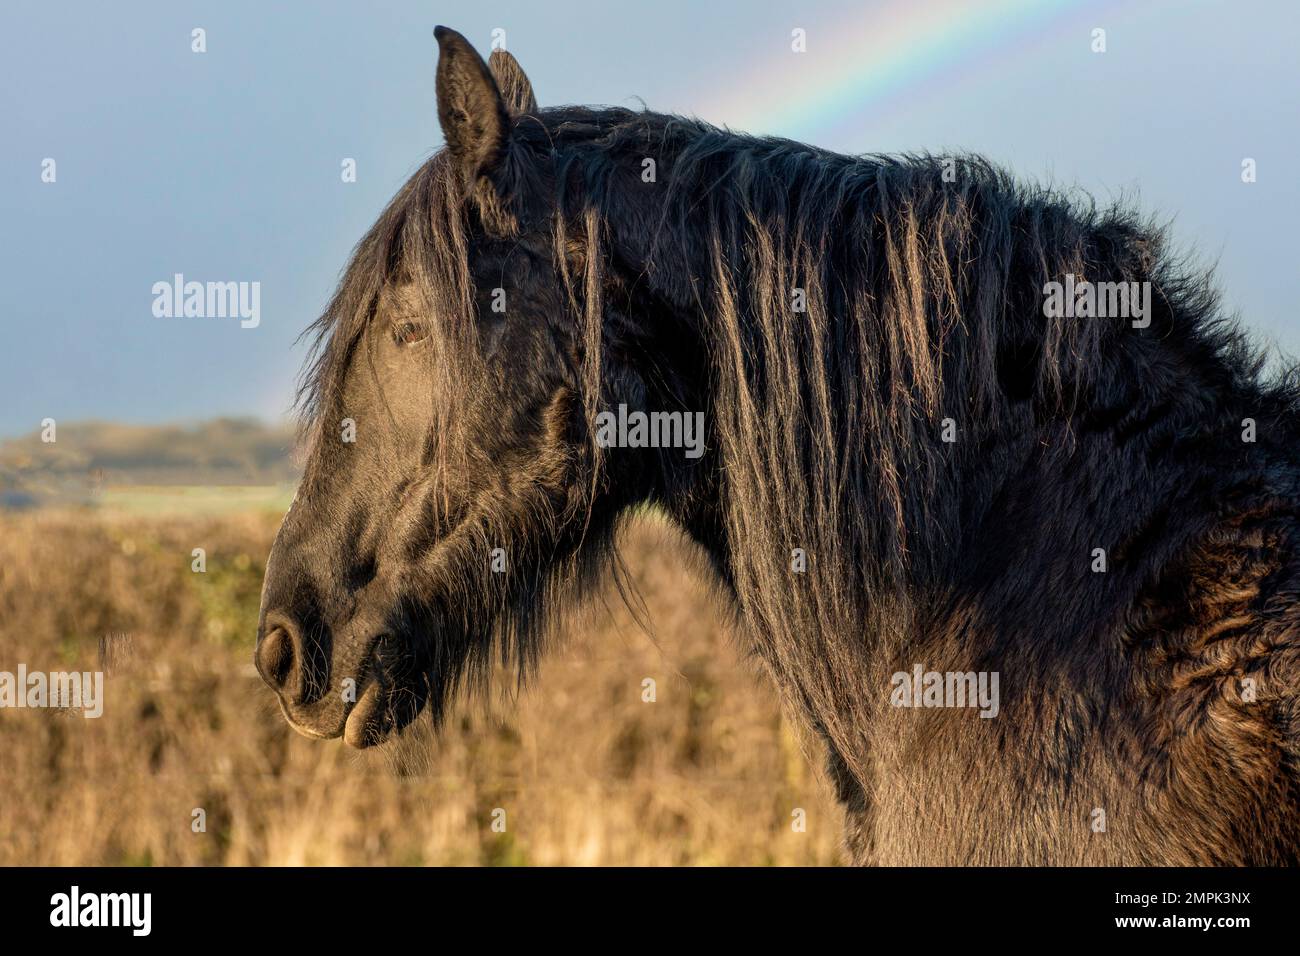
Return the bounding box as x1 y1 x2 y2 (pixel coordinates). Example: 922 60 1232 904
0 866 1284 942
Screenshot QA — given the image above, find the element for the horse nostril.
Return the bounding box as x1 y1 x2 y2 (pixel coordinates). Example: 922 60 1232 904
256 626 296 691
255 612 331 706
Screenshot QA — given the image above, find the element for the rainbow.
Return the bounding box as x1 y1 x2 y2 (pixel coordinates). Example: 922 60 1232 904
697 0 1140 141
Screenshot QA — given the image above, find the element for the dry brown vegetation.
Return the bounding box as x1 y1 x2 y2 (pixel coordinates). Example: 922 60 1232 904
0 506 842 865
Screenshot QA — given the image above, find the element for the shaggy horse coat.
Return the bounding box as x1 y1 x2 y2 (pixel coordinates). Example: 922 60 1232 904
257 28 1300 865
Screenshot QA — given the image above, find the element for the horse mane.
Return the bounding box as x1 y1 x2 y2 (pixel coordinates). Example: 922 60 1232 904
527 107 1300 773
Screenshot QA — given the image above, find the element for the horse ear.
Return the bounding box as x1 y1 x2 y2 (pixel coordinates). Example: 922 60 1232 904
488 49 537 115
434 26 510 180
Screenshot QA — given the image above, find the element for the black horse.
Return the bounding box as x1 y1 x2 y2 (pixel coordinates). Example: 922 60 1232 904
256 27 1300 864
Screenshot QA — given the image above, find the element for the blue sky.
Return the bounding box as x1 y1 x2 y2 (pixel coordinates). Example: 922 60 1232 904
2 0 1296 437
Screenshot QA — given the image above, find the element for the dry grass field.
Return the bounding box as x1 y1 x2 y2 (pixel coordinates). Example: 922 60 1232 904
0 503 842 865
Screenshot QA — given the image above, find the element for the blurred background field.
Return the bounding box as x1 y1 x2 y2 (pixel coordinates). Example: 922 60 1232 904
0 421 841 866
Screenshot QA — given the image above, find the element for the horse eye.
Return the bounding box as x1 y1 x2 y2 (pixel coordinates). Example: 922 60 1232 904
392 321 429 347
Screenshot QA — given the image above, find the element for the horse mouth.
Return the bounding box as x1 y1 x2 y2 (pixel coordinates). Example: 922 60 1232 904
342 680 430 748
276 692 394 747
341 635 429 749
343 680 389 748
270 632 426 748
278 706 342 741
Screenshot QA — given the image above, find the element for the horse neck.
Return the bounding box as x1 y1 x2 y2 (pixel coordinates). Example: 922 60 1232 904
606 150 1287 619
595 120 1299 786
